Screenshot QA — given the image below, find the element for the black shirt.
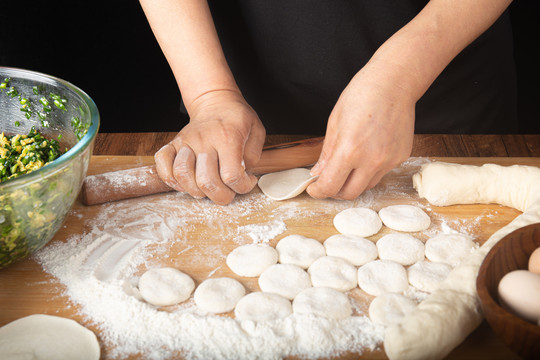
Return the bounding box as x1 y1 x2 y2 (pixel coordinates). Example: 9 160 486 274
207 0 517 135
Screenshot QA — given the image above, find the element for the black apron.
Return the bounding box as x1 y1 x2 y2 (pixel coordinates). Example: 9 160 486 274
204 0 517 135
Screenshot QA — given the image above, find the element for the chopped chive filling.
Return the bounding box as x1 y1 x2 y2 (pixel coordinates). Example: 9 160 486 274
0 127 64 183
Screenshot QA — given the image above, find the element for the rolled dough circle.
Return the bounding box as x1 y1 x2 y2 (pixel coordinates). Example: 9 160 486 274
357 260 409 296
308 256 357 291
138 267 195 306
258 263 312 300
376 233 425 266
292 287 352 319
407 260 452 293
425 233 476 267
369 293 417 327
275 234 325 269
258 168 316 200
333 207 382 237
0 314 100 360
323 234 378 266
234 292 292 321
378 205 431 232
194 277 245 314
226 243 278 277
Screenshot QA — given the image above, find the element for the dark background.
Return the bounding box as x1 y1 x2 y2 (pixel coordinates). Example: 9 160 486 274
1 1 538 134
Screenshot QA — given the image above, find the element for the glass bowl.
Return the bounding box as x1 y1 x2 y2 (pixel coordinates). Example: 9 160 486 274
0 67 99 269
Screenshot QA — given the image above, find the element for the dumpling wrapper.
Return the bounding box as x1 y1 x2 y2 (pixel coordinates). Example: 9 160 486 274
0 314 100 360
258 168 317 200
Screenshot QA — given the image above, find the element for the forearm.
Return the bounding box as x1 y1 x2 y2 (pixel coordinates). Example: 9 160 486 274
139 0 239 114
365 0 513 102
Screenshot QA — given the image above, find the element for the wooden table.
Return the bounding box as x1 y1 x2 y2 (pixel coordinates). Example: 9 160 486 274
93 133 540 157
2 133 540 359
91 133 539 360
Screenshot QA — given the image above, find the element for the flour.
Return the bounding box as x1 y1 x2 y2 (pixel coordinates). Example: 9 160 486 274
31 158 494 359
34 190 385 359
237 221 287 243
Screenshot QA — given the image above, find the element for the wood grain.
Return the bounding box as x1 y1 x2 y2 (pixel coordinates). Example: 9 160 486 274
93 133 540 157
2 132 540 360
2 155 537 359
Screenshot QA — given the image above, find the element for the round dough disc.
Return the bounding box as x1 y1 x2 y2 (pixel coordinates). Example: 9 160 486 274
276 234 325 269
357 260 409 296
258 263 312 300
258 168 316 200
0 314 100 360
234 292 292 321
226 243 278 277
323 234 378 266
292 287 352 320
138 267 195 306
424 233 476 267
194 277 245 314
378 205 431 232
407 260 452 293
368 293 417 327
333 207 382 237
376 233 425 266
308 256 357 291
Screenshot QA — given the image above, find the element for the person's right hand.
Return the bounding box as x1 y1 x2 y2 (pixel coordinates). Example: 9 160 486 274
154 90 266 205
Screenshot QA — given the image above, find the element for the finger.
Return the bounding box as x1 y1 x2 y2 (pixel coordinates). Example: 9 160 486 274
306 159 351 199
365 168 388 190
173 146 205 198
243 122 266 169
309 136 336 177
154 143 184 192
218 149 258 195
333 167 374 200
196 152 236 205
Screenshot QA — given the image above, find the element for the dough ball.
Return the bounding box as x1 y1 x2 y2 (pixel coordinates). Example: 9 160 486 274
194 277 245 314
357 260 408 296
333 207 382 237
276 234 325 269
407 261 452 293
0 314 100 360
323 234 378 266
308 256 358 292
226 243 278 277
376 233 425 266
292 287 352 320
258 168 315 200
138 267 195 306
368 293 417 327
234 292 292 321
425 233 476 267
378 205 431 232
258 264 312 300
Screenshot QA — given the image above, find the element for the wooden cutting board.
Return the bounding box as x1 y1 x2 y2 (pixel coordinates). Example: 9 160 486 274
1 156 538 359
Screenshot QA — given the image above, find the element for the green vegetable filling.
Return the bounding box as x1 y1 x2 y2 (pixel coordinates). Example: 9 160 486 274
0 127 64 183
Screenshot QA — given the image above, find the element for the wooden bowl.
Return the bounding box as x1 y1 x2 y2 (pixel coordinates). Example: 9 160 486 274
477 223 540 359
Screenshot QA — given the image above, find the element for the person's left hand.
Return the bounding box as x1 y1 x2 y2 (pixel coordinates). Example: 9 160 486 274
307 61 416 200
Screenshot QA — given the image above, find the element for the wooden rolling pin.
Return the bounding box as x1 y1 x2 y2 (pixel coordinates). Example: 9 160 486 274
81 137 324 205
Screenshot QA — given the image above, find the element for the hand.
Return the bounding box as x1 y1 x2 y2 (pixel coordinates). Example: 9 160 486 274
307 61 416 200
154 90 266 205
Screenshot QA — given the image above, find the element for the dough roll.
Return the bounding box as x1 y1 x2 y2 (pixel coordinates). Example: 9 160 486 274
385 161 540 360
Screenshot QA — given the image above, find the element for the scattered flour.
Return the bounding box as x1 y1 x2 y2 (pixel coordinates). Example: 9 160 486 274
34 190 384 359
237 221 287 243
31 158 491 359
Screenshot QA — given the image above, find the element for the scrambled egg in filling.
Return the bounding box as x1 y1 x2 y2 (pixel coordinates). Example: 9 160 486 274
0 127 63 183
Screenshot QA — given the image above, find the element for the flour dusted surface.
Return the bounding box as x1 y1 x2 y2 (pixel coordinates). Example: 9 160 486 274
32 158 512 359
